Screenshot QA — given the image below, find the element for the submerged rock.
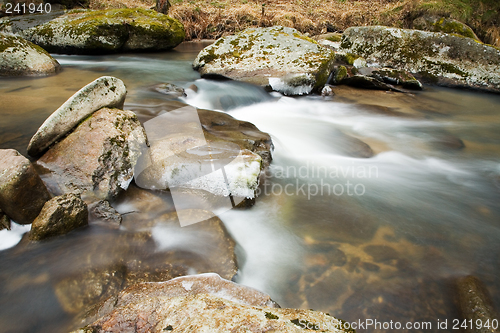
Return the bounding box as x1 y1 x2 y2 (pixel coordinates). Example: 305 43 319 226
0 32 60 76
153 82 186 97
134 107 273 207
88 200 122 226
0 149 51 225
29 193 88 241
0 8 185 54
55 263 126 314
193 26 335 95
37 108 147 201
28 76 127 157
341 26 500 93
455 275 498 333
76 274 350 333
413 15 480 41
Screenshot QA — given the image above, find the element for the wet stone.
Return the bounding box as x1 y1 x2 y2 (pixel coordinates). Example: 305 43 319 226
0 209 11 230
363 245 399 263
88 200 122 226
54 263 126 314
153 83 186 97
0 149 51 225
455 275 499 333
29 193 88 241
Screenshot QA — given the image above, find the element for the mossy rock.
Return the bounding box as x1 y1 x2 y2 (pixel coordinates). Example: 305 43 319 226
1 8 185 54
413 15 480 42
341 26 500 93
193 26 336 95
0 32 60 76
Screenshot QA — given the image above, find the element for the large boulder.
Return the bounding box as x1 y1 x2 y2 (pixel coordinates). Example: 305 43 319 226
75 274 351 333
36 108 147 201
0 149 51 224
134 106 273 213
413 15 480 41
29 193 88 241
193 26 336 95
0 8 185 54
27 76 127 157
0 32 60 76
341 26 500 93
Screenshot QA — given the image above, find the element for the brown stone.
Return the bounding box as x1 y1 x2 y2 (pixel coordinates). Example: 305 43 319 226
29 193 88 241
455 275 499 333
75 274 350 333
0 149 51 224
37 108 147 201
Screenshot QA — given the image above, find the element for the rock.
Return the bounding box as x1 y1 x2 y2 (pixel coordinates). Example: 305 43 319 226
88 200 122 226
455 275 499 333
313 33 343 43
134 107 272 206
29 193 88 241
330 65 422 91
76 274 351 333
0 32 60 76
413 15 480 41
0 8 185 54
36 108 148 201
27 76 127 157
113 183 175 221
193 26 336 95
153 82 186 97
0 149 51 225
0 209 10 230
329 65 348 84
321 84 335 97
341 26 500 93
342 75 405 91
54 263 126 314
366 67 423 90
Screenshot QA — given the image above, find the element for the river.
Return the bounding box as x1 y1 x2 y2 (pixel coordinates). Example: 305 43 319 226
0 42 499 332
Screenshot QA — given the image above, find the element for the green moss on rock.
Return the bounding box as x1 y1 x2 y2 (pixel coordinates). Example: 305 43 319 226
341 26 500 93
413 15 480 41
9 8 185 54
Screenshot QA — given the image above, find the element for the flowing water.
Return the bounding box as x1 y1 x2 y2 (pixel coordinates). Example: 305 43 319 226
0 42 500 332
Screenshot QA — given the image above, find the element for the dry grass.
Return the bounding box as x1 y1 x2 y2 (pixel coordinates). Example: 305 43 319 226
168 0 406 40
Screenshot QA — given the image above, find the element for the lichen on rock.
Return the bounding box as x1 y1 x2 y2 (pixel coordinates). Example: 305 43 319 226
413 15 480 41
0 32 60 76
28 76 127 157
193 26 336 95
37 108 148 201
341 26 500 93
74 274 351 333
0 8 185 54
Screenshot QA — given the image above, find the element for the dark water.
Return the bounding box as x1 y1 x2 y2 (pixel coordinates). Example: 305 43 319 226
1 42 500 332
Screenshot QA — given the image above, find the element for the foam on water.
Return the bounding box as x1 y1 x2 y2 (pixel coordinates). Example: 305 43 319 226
0 222 31 251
